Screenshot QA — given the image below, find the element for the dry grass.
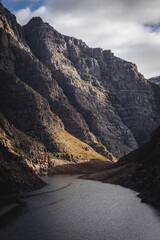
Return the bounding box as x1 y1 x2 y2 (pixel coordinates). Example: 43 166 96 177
53 129 108 160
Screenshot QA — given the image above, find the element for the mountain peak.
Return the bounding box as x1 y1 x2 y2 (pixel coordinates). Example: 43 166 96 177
26 17 44 27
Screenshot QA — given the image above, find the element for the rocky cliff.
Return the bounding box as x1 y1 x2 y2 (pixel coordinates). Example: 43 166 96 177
23 17 160 158
0 112 48 193
84 126 160 208
0 3 113 193
0 3 160 194
149 76 160 85
0 3 111 159
0 109 111 193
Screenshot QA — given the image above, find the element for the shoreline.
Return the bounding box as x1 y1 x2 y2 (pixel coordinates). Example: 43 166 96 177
0 165 159 230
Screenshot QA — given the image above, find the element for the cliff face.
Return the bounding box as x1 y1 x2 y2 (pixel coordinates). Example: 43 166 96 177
23 17 160 158
1 3 160 194
0 4 111 159
0 112 48 193
0 4 114 193
0 110 112 194
149 76 160 85
0 4 112 159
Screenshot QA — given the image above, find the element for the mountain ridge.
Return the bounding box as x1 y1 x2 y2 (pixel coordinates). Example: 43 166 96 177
0 3 114 193
149 76 160 85
83 125 160 208
23 15 160 157
0 3 160 194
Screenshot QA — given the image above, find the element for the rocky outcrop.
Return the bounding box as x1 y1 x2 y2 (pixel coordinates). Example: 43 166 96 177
0 112 113 194
149 76 160 85
0 112 48 193
0 3 114 193
23 17 160 158
0 70 109 162
0 3 111 159
0 143 46 194
1 2 160 196
0 3 113 160
83 127 160 208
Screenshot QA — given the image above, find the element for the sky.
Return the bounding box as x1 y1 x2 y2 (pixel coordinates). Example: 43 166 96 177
2 0 160 78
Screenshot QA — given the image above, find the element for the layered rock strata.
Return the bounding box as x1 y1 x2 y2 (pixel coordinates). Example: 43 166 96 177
24 17 160 158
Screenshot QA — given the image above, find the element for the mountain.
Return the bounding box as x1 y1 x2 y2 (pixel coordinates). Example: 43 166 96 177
23 17 160 158
0 3 112 193
0 3 111 159
149 76 160 85
0 113 47 193
84 126 160 208
0 112 112 194
0 3 160 193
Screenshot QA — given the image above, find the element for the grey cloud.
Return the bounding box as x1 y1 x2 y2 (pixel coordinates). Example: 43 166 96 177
117 42 160 78
15 0 160 78
46 0 160 22
6 0 42 2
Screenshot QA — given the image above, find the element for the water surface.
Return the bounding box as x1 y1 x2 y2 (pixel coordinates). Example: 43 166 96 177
0 175 160 240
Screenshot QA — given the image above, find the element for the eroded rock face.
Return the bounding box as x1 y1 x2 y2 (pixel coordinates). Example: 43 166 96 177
149 76 160 85
0 112 50 170
0 5 63 152
24 17 160 158
0 112 48 193
1 3 160 194
0 3 111 159
1 3 160 159
0 112 113 193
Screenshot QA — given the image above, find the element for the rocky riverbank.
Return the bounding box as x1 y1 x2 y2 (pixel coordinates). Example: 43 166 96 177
82 127 160 209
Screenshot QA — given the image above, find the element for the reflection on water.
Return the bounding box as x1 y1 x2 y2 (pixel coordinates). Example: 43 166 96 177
0 175 160 240
21 181 73 199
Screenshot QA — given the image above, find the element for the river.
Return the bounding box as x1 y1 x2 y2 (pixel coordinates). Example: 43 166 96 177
0 175 160 240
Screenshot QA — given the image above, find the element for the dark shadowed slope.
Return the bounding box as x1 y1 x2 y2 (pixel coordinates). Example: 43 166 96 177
84 126 160 208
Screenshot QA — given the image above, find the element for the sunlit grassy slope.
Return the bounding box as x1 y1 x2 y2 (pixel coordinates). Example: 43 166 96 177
52 129 109 161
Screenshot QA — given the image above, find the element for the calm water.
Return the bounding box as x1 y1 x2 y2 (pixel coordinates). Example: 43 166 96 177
0 175 160 240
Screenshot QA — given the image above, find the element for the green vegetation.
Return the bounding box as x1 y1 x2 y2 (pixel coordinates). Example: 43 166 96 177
52 129 108 160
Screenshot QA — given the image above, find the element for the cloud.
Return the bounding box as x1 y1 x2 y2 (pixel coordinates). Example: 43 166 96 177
15 0 160 78
5 0 42 2
15 6 46 24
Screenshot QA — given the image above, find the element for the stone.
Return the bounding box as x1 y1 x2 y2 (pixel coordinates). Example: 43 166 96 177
23 16 160 158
